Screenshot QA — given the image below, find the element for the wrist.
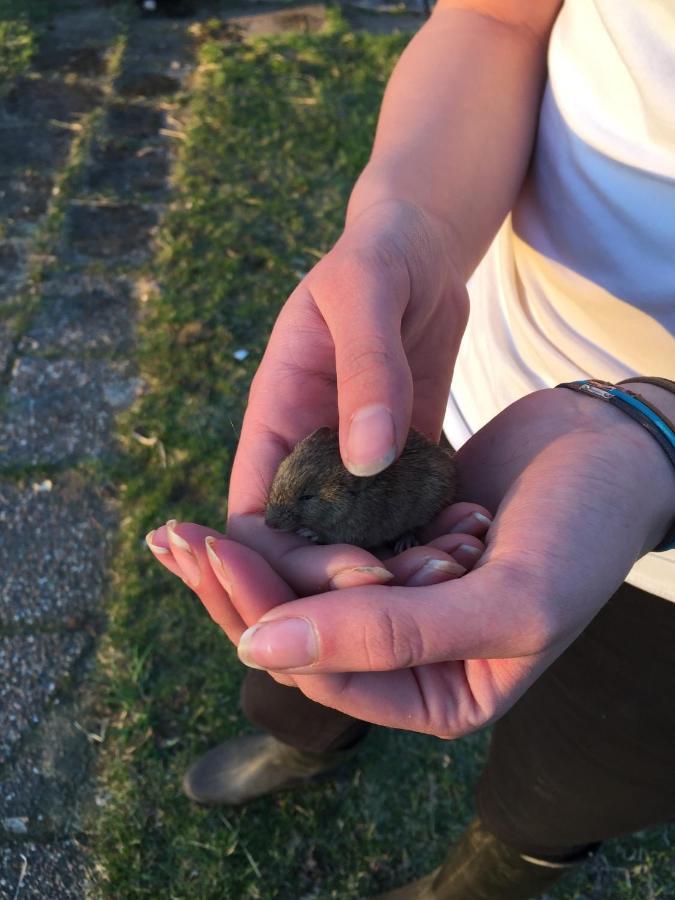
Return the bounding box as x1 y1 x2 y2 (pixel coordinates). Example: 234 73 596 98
558 382 675 554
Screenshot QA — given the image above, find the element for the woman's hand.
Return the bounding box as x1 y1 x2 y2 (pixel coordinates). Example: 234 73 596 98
148 388 674 737
228 198 469 523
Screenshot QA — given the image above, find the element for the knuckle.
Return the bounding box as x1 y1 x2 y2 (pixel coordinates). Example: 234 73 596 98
339 343 398 389
365 607 425 670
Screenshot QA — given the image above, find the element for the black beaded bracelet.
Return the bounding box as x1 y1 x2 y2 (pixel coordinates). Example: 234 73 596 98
556 379 675 553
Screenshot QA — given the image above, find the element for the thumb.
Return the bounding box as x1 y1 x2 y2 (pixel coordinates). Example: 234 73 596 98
310 253 413 476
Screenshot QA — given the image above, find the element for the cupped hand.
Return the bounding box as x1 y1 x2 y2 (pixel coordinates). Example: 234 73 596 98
149 387 674 737
228 198 468 522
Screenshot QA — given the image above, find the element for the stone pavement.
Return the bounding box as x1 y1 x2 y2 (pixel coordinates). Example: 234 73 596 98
0 2 196 895
0 3 423 896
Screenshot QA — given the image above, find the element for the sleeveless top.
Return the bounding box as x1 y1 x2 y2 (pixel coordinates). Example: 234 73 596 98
444 0 675 601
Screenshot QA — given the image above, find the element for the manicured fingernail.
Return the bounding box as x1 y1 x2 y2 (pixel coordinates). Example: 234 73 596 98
238 618 318 670
329 565 394 590
166 519 201 587
145 529 169 554
346 405 396 476
407 558 465 587
450 511 492 534
204 536 231 594
458 544 480 555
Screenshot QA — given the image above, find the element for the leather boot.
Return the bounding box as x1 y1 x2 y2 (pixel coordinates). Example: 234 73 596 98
182 733 361 805
376 818 597 899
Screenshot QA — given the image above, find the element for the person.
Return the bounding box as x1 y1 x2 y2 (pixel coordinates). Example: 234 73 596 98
146 1 675 896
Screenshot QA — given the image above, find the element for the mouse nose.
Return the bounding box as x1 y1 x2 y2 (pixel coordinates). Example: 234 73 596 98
264 505 285 530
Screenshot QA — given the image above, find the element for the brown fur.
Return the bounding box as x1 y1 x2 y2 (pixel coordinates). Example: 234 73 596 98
265 427 457 550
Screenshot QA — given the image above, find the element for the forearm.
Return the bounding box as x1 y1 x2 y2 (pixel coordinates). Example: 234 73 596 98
347 1 561 279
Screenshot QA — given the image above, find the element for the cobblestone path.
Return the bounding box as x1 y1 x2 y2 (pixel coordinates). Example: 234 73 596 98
0 3 420 896
0 3 196 894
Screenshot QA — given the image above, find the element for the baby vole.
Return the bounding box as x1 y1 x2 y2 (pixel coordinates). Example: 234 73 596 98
265 427 457 551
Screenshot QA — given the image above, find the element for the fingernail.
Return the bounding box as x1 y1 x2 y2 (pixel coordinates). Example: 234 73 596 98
166 519 201 587
204 536 231 594
450 511 492 534
329 565 394 590
453 543 482 569
145 529 169 554
407 557 465 587
458 544 481 555
346 405 396 476
238 618 318 670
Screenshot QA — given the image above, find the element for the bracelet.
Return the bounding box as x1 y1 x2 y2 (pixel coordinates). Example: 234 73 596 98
616 376 675 398
556 378 675 552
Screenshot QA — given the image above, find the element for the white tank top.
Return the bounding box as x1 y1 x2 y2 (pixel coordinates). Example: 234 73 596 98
444 0 675 601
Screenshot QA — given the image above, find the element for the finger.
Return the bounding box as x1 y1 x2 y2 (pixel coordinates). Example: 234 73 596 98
145 528 186 581
226 513 394 594
426 534 484 570
152 521 246 643
235 563 548 675
420 502 493 543
290 653 547 738
228 291 339 516
382 547 466 586
308 256 414 476
380 534 484 572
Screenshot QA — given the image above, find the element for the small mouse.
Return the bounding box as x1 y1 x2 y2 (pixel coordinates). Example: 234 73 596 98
265 426 457 552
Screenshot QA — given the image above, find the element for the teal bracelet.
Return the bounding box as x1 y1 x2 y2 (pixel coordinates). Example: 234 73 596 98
556 379 675 552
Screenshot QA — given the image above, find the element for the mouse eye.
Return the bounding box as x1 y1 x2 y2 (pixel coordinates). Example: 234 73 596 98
298 494 314 502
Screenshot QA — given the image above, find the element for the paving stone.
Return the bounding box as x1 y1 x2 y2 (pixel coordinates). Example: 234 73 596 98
105 102 163 139
0 633 89 766
33 45 108 78
20 282 136 356
0 473 117 628
0 122 70 172
116 71 182 98
0 703 93 835
0 840 89 899
345 9 423 32
0 241 24 304
3 77 103 122
125 16 193 60
0 319 18 375
65 202 158 258
0 241 21 273
87 143 168 196
0 356 144 466
224 4 328 36
0 171 53 231
46 6 122 48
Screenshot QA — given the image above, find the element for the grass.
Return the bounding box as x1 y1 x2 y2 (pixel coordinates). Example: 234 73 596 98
91 11 674 899
0 0 48 89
